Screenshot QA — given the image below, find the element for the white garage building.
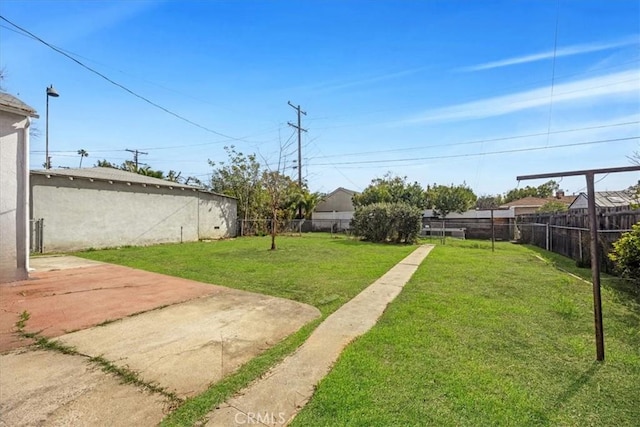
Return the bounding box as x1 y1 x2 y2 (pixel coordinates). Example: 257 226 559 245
31 167 237 253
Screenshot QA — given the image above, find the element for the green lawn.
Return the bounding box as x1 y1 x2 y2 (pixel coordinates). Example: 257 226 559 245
292 240 640 426
76 236 639 426
77 233 415 317
75 233 416 425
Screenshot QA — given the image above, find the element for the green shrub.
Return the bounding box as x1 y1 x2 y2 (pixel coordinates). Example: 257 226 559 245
609 222 640 290
351 202 422 244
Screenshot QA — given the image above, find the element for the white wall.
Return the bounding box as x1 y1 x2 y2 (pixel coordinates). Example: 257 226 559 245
198 193 237 239
31 175 236 252
0 111 29 283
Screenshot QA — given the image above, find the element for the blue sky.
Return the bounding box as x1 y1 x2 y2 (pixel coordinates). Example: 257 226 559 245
1 0 638 196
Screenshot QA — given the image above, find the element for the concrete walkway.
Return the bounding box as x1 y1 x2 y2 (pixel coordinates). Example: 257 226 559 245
206 244 434 426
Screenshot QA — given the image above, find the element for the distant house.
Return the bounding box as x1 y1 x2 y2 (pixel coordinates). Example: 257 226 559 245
569 190 639 213
311 187 357 232
0 93 38 283
30 167 237 252
501 191 577 216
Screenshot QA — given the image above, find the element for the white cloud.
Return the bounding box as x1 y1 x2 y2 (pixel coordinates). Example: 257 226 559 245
402 69 640 125
460 37 639 72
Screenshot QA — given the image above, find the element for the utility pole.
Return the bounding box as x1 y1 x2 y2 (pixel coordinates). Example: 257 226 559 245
517 165 640 362
288 101 307 218
125 149 148 170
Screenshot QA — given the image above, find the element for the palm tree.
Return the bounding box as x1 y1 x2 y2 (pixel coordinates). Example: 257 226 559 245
77 149 89 168
301 191 324 219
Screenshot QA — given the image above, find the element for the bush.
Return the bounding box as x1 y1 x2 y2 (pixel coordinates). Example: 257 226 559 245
609 222 640 290
351 202 422 244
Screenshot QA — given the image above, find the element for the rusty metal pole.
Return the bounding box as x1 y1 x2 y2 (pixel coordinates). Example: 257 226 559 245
491 208 495 252
586 172 605 361
517 165 639 362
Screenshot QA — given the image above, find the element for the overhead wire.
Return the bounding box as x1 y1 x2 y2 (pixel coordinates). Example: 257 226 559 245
308 120 640 160
308 136 639 168
0 15 252 143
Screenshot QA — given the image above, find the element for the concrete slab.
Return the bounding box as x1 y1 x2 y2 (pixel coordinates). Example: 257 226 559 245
29 255 106 272
206 245 434 426
0 263 220 353
56 290 321 397
0 349 168 426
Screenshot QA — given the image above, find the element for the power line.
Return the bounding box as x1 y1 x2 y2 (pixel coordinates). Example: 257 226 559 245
310 120 640 160
0 15 248 142
308 136 639 167
545 0 561 148
125 149 148 169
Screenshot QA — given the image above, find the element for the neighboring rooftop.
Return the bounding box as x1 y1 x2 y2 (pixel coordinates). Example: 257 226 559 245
570 190 638 209
0 92 39 118
501 194 577 208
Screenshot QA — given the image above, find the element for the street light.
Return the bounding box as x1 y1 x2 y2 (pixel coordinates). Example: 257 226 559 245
45 84 59 169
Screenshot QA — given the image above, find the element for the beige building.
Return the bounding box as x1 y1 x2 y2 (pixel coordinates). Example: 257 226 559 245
31 167 237 253
311 187 357 231
0 93 38 283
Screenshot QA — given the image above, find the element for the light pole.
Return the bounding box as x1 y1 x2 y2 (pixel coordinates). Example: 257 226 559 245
45 84 59 169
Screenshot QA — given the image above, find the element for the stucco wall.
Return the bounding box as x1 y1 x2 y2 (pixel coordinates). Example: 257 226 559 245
198 193 237 239
0 111 29 283
30 175 236 252
315 189 355 213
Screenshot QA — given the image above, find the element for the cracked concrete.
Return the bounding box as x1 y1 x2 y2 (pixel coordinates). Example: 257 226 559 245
56 290 320 397
1 256 319 425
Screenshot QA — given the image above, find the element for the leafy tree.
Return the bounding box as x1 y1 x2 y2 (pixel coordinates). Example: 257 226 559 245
609 222 640 291
77 149 89 168
426 183 477 217
166 170 182 182
299 191 324 219
96 159 117 168
353 173 427 209
94 159 165 179
137 165 164 179
476 195 503 210
537 200 568 213
503 180 559 203
209 146 265 226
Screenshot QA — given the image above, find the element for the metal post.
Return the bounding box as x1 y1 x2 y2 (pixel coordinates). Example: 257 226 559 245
45 92 50 169
586 172 605 361
491 208 495 252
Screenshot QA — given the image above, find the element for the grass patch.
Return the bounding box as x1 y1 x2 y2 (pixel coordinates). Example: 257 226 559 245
293 241 640 426
75 234 415 317
76 233 417 425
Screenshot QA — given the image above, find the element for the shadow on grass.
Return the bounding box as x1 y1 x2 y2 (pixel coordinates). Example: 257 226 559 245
551 362 602 412
525 245 640 307
526 245 640 352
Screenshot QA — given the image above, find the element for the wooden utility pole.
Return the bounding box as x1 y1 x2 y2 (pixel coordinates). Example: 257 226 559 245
288 101 307 218
517 165 640 361
125 148 148 169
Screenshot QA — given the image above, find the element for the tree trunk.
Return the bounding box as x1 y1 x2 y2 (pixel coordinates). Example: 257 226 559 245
270 209 277 250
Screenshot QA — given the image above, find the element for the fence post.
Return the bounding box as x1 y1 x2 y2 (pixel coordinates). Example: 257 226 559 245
578 229 583 264
546 223 550 251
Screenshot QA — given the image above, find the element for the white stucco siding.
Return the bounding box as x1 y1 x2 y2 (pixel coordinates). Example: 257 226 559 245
32 176 187 252
0 112 29 282
198 193 237 240
30 174 237 252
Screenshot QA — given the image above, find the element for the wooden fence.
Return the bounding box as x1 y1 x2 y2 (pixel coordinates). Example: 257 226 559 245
516 210 640 272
